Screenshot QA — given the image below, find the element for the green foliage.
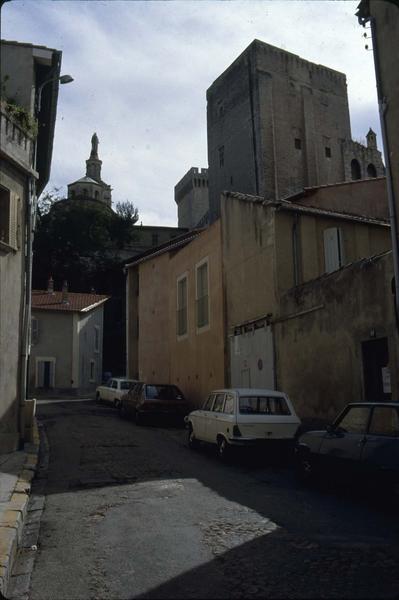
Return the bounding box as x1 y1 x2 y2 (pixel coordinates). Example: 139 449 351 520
1 75 38 138
32 197 139 294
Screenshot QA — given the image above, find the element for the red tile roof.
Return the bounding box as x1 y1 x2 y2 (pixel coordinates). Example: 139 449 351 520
32 290 109 312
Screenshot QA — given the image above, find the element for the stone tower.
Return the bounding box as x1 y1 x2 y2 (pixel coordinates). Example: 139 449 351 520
67 133 112 208
207 39 384 221
174 167 209 228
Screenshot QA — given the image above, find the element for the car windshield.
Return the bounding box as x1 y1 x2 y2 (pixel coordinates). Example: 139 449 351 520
145 385 184 400
239 396 291 415
120 381 133 390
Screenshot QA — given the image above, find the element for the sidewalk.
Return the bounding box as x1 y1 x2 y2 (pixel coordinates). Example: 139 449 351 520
0 421 40 597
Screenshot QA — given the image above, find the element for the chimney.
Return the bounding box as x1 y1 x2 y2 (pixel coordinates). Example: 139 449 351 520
62 280 69 304
47 276 54 294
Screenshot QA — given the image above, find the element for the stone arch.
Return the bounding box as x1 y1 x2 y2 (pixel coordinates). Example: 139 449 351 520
367 163 377 178
351 159 361 180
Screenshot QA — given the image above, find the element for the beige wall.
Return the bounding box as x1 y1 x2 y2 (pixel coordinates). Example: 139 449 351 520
275 251 398 424
298 178 388 221
132 221 225 408
0 161 26 452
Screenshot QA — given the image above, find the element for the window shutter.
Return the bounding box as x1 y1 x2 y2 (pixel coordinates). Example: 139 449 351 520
31 317 39 344
9 194 20 249
324 227 344 273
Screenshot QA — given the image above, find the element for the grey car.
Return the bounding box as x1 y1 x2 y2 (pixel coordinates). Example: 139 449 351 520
295 402 399 492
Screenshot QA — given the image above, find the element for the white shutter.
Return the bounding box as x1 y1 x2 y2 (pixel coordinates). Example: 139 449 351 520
9 194 20 249
324 227 344 273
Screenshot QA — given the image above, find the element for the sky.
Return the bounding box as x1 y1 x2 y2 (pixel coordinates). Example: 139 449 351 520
2 0 381 226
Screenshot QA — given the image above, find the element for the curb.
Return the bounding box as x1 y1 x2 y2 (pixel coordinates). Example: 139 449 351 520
0 419 40 598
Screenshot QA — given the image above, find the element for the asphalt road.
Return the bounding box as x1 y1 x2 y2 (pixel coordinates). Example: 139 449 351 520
10 400 399 599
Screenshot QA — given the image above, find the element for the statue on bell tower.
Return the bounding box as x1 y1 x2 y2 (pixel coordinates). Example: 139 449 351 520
91 132 99 158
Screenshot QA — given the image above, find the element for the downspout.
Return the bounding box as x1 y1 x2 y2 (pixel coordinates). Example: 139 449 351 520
19 176 36 444
367 13 399 328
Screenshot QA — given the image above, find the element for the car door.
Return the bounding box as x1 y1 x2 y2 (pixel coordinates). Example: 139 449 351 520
193 394 215 441
205 393 226 443
318 405 371 477
361 405 399 480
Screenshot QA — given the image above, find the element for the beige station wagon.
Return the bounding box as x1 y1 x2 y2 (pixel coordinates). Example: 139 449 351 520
186 388 301 459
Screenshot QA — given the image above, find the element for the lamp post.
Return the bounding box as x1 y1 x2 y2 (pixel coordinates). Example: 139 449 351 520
35 73 74 115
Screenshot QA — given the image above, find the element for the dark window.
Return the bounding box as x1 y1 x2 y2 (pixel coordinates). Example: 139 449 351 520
351 159 361 180
367 163 377 178
0 186 11 244
294 138 302 150
212 393 225 413
145 385 184 400
369 407 399 437
325 147 331 158
203 394 215 411
335 406 370 434
239 396 291 415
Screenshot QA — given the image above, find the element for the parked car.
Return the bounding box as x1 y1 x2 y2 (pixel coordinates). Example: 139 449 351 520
295 402 399 491
96 377 137 407
119 382 190 424
185 388 301 459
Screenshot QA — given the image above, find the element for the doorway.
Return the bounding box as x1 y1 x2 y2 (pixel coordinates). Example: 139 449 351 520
362 338 391 402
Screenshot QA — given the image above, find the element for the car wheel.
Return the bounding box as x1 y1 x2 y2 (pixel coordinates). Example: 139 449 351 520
96 392 100 401
217 436 230 461
114 398 120 409
296 453 316 485
188 426 199 450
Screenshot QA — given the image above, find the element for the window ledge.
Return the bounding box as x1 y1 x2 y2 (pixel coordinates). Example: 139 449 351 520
0 240 17 254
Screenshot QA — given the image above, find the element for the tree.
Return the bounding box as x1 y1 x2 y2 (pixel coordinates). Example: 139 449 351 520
115 200 139 224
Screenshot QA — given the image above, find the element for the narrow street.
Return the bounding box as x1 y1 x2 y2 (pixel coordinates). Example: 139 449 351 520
9 400 399 599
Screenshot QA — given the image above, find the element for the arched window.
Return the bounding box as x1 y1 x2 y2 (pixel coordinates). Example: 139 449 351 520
95 190 99 200
83 188 88 197
367 163 377 178
351 159 361 180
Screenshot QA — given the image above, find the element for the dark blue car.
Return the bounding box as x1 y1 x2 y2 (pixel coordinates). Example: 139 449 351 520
295 402 399 493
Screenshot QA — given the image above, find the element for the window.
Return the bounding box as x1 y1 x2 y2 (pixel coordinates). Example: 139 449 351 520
224 394 235 415
0 187 20 249
351 159 361 180
94 326 100 352
90 360 96 382
367 163 377 178
294 138 302 150
203 394 214 411
325 147 331 158
177 274 188 337
323 227 345 273
111 380 118 389
369 407 399 437
196 259 209 329
83 188 88 197
36 358 56 389
212 393 225 413
95 190 99 200
31 317 39 345
218 145 224 167
335 406 370 434
239 396 291 415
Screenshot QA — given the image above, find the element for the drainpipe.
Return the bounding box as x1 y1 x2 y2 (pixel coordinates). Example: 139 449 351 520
367 14 399 328
19 176 36 445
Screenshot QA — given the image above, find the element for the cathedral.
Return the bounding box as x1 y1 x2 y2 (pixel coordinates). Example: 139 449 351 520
67 133 112 208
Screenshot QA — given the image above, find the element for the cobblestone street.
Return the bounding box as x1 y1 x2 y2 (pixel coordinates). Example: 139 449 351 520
8 400 399 599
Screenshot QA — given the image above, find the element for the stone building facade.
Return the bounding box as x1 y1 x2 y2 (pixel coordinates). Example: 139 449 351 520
207 39 385 221
174 167 209 229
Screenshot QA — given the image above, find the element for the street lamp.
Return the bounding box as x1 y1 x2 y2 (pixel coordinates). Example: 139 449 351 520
35 73 74 115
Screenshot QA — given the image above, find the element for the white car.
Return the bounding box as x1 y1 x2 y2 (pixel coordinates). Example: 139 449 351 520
96 377 137 407
186 388 301 459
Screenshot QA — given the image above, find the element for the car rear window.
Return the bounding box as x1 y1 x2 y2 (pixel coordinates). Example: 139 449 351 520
239 396 291 415
120 381 133 390
145 385 184 400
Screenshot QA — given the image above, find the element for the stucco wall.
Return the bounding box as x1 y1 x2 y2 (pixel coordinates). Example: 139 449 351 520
169 221 225 407
78 307 104 391
29 310 73 391
297 178 388 221
275 252 398 424
0 161 26 452
134 222 225 408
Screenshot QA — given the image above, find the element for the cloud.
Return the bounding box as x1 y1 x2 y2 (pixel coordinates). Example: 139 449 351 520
2 0 382 225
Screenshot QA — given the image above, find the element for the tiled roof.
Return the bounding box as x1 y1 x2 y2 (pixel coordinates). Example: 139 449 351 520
125 228 204 268
32 290 109 312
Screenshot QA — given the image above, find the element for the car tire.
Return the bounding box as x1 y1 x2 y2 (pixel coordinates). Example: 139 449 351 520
96 392 100 401
296 452 316 485
217 436 230 461
188 426 199 450
114 399 120 409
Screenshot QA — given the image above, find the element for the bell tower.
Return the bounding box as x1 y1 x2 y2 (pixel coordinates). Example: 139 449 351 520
86 132 102 181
